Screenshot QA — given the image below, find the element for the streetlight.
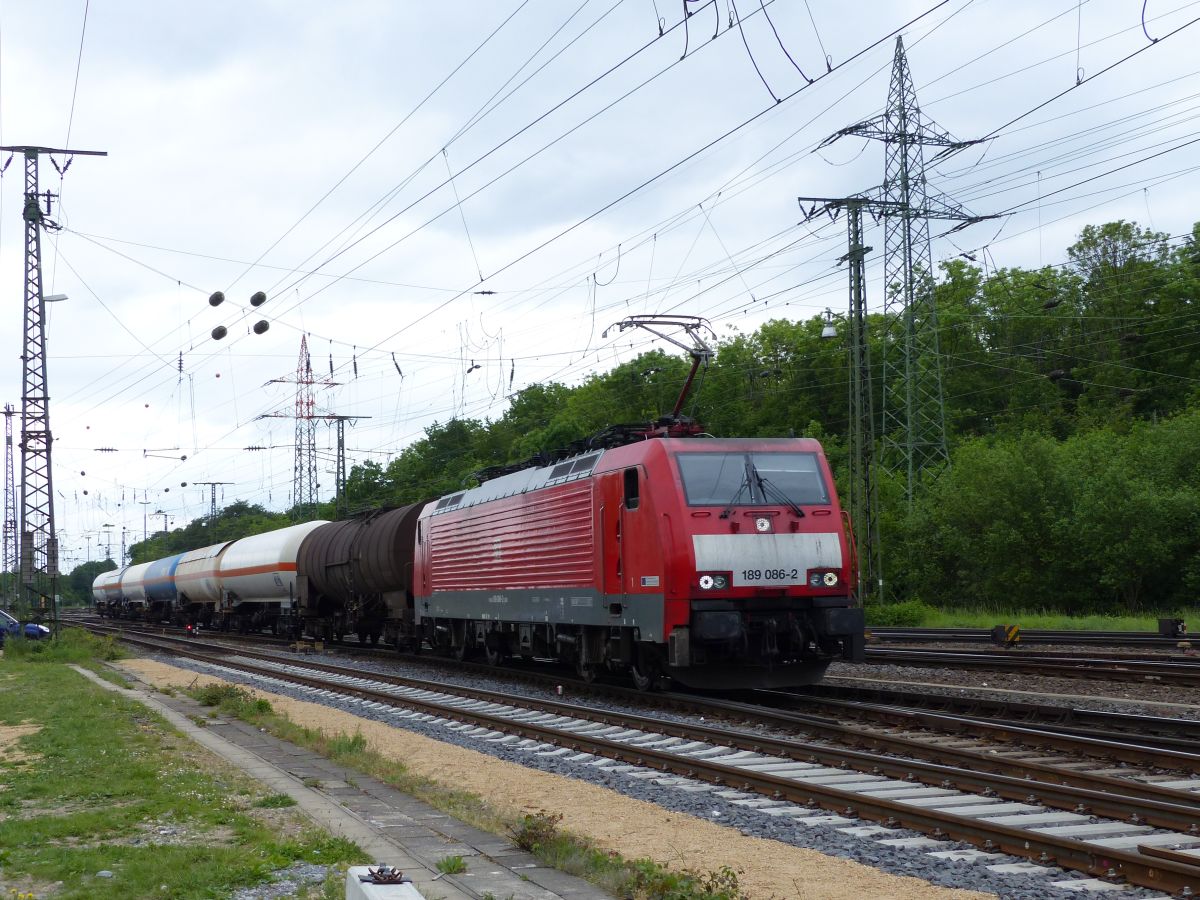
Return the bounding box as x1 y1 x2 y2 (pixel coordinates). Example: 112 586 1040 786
820 308 839 340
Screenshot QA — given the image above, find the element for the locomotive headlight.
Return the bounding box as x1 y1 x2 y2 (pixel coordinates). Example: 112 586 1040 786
712 574 728 589
823 571 839 587
699 575 715 590
698 573 729 590
808 572 823 587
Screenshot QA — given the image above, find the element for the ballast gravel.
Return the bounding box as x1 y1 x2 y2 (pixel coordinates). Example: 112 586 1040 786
141 650 1179 900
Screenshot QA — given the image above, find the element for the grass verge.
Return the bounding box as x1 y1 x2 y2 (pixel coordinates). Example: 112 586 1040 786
0 652 366 899
865 600 1192 630
188 684 749 899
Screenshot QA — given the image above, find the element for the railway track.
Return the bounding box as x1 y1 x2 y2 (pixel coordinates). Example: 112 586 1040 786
790 682 1200 753
869 626 1191 647
863 646 1200 687
89 621 1200 894
81 619 1200 770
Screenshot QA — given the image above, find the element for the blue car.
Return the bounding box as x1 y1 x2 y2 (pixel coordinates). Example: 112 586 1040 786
0 611 50 643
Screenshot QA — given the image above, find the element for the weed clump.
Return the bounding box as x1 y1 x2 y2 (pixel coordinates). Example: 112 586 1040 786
190 683 273 716
435 854 467 874
509 810 562 852
253 793 298 809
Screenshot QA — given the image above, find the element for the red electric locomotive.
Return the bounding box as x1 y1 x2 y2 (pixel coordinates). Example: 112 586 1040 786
414 434 863 688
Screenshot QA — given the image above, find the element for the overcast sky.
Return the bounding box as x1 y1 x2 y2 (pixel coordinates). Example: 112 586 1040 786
1 0 1197 569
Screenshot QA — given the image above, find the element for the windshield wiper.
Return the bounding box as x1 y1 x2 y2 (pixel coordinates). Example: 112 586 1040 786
719 469 751 519
749 461 806 517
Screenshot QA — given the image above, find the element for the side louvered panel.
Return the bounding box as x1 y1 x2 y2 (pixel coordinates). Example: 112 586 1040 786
430 483 595 591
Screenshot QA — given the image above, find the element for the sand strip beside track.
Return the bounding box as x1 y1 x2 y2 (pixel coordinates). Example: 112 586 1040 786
118 658 994 900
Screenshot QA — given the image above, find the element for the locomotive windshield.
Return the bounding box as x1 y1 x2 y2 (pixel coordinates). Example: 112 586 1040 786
676 451 829 507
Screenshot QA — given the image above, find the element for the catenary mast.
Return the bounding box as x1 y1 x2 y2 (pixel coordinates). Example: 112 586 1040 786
1 144 106 629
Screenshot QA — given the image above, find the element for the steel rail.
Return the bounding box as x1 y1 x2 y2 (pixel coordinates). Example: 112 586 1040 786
94 627 1200 895
790 683 1200 743
758 692 1200 766
869 627 1191 647
85 622 1200 774
864 647 1200 686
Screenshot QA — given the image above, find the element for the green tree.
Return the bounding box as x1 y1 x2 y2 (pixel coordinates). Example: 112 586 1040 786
65 559 117 606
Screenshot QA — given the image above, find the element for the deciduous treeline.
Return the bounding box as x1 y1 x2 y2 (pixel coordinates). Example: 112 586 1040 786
107 220 1200 614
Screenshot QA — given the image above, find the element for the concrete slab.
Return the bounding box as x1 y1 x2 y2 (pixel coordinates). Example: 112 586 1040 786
876 837 946 849
81 665 610 900
1034 823 1153 838
940 802 1040 816
837 825 896 837
1144 778 1200 790
863 787 960 800
986 863 1053 875
793 815 857 826
1047 878 1130 893
1088 833 1200 850
983 811 1090 826
926 850 1005 863
896 794 998 808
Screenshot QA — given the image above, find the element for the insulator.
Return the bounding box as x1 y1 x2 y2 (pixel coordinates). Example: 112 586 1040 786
253 320 269 335
211 325 228 340
209 291 225 307
250 291 267 307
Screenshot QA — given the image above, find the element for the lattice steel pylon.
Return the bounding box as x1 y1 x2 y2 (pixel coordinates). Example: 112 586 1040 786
0 144 105 627
260 336 335 521
3 404 15 602
819 39 989 503
292 336 319 519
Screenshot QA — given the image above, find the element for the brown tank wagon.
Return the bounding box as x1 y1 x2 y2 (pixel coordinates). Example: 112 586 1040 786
296 504 424 646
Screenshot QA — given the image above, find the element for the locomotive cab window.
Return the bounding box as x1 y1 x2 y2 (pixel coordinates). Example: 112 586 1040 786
676 451 828 507
623 467 640 510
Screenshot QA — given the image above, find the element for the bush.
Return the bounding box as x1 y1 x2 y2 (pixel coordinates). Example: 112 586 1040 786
865 598 937 627
3 628 124 663
509 810 563 851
